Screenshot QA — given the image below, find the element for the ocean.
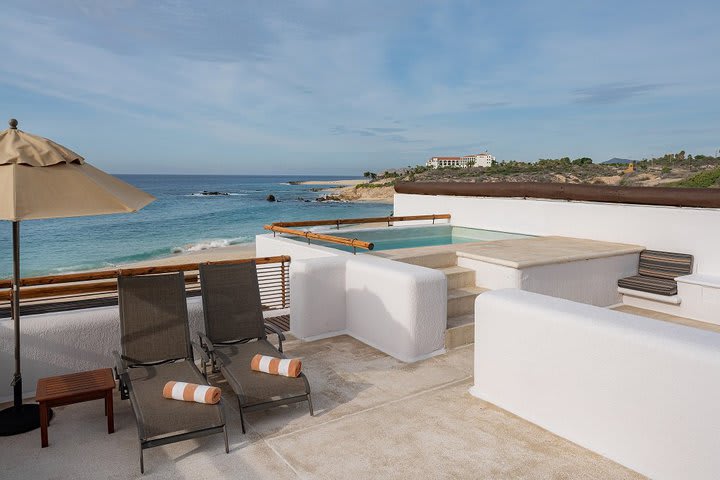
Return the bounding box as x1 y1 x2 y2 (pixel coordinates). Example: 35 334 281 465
0 175 393 278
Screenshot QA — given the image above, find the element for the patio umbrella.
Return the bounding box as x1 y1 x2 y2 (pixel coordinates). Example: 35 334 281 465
0 119 155 435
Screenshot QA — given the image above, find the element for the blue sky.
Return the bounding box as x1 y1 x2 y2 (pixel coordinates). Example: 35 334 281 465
1 1 719 175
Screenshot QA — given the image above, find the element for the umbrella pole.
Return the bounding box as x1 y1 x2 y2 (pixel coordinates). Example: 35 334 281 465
12 221 22 408
0 221 43 436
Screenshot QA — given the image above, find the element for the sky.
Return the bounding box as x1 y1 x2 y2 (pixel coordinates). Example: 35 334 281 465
1 1 719 175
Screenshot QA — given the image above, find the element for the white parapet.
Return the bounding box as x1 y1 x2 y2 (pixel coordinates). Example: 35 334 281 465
258 233 448 362
345 255 447 362
470 289 720 480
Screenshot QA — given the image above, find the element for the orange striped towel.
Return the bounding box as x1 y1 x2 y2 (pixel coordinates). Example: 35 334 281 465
162 381 221 405
251 354 302 377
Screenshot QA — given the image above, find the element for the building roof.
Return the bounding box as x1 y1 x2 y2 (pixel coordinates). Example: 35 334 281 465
432 157 463 160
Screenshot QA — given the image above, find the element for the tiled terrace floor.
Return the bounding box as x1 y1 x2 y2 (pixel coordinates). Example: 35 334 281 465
0 336 642 480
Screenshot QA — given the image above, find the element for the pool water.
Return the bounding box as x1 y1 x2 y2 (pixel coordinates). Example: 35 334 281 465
285 225 529 252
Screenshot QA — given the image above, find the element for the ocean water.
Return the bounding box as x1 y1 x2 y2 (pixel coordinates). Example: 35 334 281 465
0 175 392 278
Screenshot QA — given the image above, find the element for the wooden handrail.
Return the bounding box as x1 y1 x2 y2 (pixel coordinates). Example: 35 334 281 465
271 214 450 228
0 255 289 287
264 225 374 251
0 255 291 304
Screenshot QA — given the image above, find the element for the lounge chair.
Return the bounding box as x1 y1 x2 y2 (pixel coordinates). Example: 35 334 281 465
198 261 313 434
113 273 228 474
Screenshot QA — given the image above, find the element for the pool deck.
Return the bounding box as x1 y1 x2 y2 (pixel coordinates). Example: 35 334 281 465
372 235 644 267
0 335 642 480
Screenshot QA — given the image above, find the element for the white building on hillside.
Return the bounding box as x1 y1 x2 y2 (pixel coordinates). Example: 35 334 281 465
427 152 495 168
463 153 495 167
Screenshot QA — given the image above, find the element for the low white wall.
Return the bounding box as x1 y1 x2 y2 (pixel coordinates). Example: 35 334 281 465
256 233 343 260
0 297 206 403
260 234 448 362
471 289 720 480
458 253 638 306
395 193 720 274
345 255 447 362
290 256 348 339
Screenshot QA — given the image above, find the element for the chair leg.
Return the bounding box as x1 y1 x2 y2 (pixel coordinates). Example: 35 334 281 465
307 394 314 416
223 425 229 453
139 443 144 474
237 399 246 434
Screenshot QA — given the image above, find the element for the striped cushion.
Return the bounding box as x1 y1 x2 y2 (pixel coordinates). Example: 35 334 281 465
638 250 693 279
618 275 678 296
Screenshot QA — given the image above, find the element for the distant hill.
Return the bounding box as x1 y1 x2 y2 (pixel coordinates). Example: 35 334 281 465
602 158 635 164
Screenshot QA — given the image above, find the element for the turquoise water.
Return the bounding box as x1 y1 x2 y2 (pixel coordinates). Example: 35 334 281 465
0 175 392 278
286 225 529 252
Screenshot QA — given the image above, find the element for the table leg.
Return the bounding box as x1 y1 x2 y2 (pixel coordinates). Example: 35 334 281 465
40 402 49 448
106 390 114 434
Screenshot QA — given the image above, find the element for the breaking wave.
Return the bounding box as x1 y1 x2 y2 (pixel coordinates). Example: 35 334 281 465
171 237 251 254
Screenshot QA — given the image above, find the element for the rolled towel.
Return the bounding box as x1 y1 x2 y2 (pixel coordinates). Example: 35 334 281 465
251 354 302 378
162 381 221 405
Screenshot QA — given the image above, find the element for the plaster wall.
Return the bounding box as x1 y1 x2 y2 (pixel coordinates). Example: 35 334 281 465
345 255 447 362
458 254 638 306
471 289 720 480
259 235 448 362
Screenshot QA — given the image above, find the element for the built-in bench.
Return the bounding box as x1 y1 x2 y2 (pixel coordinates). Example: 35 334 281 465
617 250 693 301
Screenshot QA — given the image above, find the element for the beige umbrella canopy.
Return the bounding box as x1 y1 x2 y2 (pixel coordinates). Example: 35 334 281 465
0 119 155 435
0 118 154 221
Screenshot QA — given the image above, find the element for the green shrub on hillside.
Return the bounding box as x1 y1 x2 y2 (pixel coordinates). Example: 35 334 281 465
356 181 396 189
671 167 720 188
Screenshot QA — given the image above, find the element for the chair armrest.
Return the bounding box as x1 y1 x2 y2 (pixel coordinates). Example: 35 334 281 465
112 350 127 376
264 322 285 352
191 340 211 364
196 331 215 353
112 350 130 400
196 331 218 375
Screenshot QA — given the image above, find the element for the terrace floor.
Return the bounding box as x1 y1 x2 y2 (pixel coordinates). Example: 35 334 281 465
0 336 643 480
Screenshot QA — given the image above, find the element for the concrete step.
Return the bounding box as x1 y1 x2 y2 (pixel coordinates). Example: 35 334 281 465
445 318 474 349
447 286 487 317
447 313 475 329
438 266 475 290
394 252 458 269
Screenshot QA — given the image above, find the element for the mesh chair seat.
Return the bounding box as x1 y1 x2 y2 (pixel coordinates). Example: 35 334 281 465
216 339 309 407
128 361 225 441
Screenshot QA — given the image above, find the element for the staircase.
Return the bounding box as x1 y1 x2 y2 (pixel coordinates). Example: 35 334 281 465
391 253 486 350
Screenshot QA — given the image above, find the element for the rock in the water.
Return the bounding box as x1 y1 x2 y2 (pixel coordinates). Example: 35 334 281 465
266 194 276 202
196 191 229 196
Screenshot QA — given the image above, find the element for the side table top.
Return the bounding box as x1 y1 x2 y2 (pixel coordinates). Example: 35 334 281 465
36 368 115 402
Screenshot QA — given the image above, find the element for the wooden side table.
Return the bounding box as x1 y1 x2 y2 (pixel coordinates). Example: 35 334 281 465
35 368 116 448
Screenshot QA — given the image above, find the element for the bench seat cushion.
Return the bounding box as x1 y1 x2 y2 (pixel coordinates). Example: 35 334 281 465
618 275 678 296
638 250 693 279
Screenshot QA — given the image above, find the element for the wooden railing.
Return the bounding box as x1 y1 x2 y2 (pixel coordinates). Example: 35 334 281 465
264 214 451 252
0 255 290 318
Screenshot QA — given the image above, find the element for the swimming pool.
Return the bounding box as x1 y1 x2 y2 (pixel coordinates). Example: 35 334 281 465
284 225 529 252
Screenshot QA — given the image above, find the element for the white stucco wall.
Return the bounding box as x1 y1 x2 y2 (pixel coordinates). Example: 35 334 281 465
259 235 448 362
345 255 447 362
395 193 720 274
256 233 343 260
458 253 638 306
290 256 348 339
471 289 720 480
